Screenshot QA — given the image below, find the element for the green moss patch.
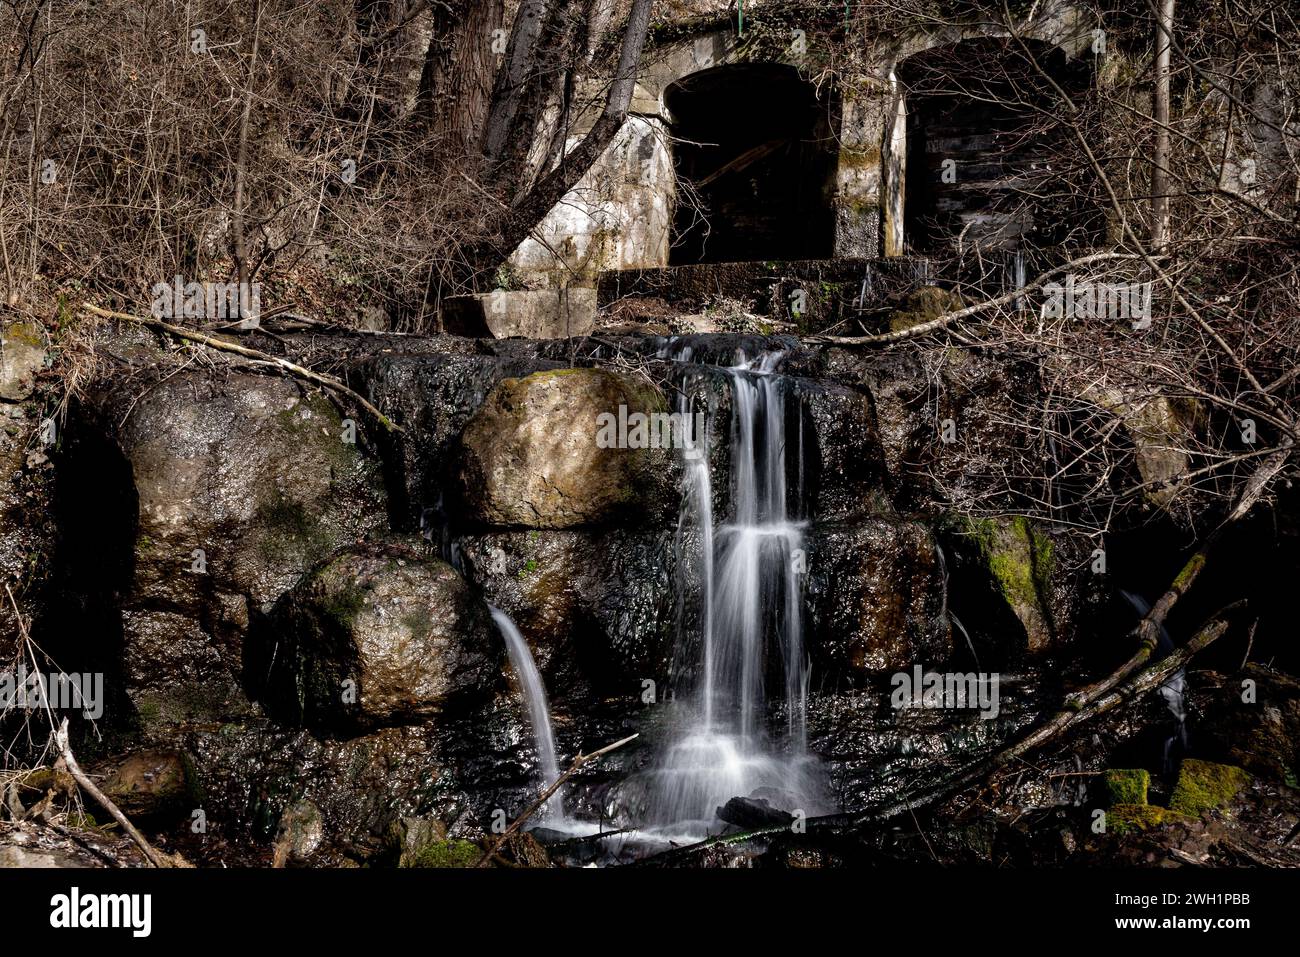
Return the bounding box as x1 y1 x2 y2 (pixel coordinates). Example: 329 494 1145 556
401 838 481 868
888 286 965 333
1107 803 1188 836
1169 759 1250 816
1104 768 1150 806
966 516 1052 610
255 491 335 566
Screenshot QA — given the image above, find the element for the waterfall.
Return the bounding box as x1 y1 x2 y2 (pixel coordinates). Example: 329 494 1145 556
1010 250 1027 312
649 341 821 833
489 605 565 822
1120 590 1187 771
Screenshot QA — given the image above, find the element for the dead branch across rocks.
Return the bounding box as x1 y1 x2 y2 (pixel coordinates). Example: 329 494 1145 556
475 733 638 867
81 303 404 435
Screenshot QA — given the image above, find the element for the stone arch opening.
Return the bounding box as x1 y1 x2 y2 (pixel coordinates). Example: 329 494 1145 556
665 64 840 265
896 38 1100 254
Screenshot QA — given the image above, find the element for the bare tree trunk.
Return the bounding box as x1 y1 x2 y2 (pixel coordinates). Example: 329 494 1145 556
463 0 653 278
1151 0 1174 249
418 0 502 149
480 0 588 196
480 0 551 175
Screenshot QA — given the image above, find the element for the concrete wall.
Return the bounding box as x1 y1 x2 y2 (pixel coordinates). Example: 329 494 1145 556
506 0 1100 286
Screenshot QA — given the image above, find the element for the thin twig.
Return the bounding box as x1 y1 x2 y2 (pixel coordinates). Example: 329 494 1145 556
52 718 165 867
82 303 404 434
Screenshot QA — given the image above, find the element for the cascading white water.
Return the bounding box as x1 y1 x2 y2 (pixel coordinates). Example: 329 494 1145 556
489 605 564 822
649 343 821 833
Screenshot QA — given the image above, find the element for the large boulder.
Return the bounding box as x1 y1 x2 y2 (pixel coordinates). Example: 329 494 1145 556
358 345 564 531
807 518 951 676
68 365 387 727
261 547 498 730
456 368 678 528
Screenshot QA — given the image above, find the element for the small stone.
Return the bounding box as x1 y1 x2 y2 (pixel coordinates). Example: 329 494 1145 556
273 799 324 865
100 750 191 818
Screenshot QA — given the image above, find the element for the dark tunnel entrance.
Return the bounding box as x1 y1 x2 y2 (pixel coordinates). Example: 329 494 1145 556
898 38 1100 254
666 64 840 265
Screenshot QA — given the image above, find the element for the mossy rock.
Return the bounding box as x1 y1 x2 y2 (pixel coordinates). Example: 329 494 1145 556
401 838 481 869
456 367 678 528
1104 768 1150 806
964 516 1054 652
888 286 965 333
1107 803 1189 836
1169 759 1250 816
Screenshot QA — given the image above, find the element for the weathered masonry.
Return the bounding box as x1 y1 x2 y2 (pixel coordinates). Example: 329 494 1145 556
506 0 1104 288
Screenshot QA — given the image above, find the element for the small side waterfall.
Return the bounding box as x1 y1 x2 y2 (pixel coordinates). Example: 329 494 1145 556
649 342 821 833
489 605 564 822
1121 590 1187 771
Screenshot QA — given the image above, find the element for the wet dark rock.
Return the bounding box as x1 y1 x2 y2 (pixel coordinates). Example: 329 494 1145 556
716 795 796 829
261 546 499 731
179 691 635 863
807 517 951 677
457 528 678 698
184 720 448 863
794 377 886 522
804 675 1046 815
456 367 679 529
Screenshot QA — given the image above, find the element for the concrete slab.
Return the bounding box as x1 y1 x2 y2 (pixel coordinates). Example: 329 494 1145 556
442 288 597 339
